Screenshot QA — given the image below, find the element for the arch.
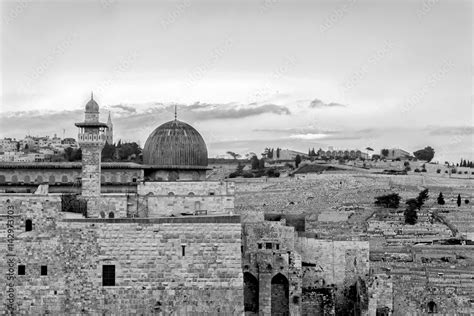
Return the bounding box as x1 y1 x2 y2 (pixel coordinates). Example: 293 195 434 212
188 192 195 196
0 175 5 183
35 175 43 183
244 272 259 313
271 273 289 316
61 175 68 183
100 211 106 218
25 219 32 232
194 201 201 211
108 212 115 219
49 175 55 184
168 192 175 196
168 171 179 181
24 175 30 183
11 175 18 183
427 301 437 314
111 175 117 183
192 171 200 181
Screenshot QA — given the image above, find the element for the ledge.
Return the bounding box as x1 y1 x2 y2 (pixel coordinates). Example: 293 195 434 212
61 214 241 224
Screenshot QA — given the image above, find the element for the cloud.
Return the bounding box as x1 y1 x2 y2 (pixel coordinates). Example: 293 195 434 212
309 98 346 108
184 102 291 119
426 126 474 136
110 104 137 113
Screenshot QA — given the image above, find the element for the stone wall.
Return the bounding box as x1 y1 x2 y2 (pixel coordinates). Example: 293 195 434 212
0 196 244 315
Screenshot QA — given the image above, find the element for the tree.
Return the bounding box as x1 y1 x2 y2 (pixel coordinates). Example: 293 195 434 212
16 142 20 151
276 148 281 159
457 194 461 207
102 142 116 161
118 142 141 161
413 146 435 162
258 158 265 170
416 189 429 210
295 154 302 168
381 149 389 157
374 193 401 208
437 192 445 205
250 156 260 170
404 198 418 225
226 151 241 160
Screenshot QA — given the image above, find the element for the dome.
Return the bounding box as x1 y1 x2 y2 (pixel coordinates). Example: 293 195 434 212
85 97 99 113
143 120 208 167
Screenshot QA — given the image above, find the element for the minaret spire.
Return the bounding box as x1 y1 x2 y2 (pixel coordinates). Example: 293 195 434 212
91 91 94 100
174 104 177 120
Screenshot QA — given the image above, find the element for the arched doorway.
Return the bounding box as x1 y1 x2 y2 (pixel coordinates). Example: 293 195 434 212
244 272 259 314
427 301 437 314
271 273 289 316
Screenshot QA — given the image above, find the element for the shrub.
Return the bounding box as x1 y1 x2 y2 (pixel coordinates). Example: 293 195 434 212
437 192 445 205
436 169 441 174
458 171 462 174
464 171 468 174
228 172 238 178
374 193 401 208
414 168 421 173
445 170 449 173
465 199 470 204
242 172 254 178
421 168 427 172
266 168 280 178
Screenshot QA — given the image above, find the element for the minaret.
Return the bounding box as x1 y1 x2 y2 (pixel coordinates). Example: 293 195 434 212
75 93 108 217
106 111 113 144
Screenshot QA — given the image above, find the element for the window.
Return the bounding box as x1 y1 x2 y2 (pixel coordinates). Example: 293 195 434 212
209 192 215 196
266 243 272 250
108 212 114 219
25 219 32 232
18 265 25 275
258 243 262 249
102 265 115 286
41 265 47 276
276 244 280 250
181 245 186 256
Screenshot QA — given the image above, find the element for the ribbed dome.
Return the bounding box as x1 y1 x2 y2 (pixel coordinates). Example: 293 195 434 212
143 120 208 167
85 98 99 113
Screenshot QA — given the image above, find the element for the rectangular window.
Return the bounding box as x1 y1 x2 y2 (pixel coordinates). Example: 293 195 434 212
209 192 215 196
102 265 115 286
276 244 280 250
258 243 262 249
181 245 186 256
41 265 47 276
18 265 25 275
266 243 272 249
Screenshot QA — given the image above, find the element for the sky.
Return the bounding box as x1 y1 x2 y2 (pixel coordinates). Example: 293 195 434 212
0 0 472 163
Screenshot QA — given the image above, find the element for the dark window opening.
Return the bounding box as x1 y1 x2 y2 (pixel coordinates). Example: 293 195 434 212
428 301 437 314
276 244 280 250
241 246 244 253
18 265 25 275
41 265 47 276
266 243 272 249
102 265 115 286
258 243 262 249
108 212 114 219
209 192 215 196
181 245 186 256
25 219 32 232
132 178 137 183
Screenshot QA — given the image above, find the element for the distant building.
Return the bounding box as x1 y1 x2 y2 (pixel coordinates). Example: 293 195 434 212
382 148 411 160
274 149 306 160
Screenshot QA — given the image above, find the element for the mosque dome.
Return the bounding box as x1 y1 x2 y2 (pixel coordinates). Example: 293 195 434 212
143 119 208 167
85 97 99 113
